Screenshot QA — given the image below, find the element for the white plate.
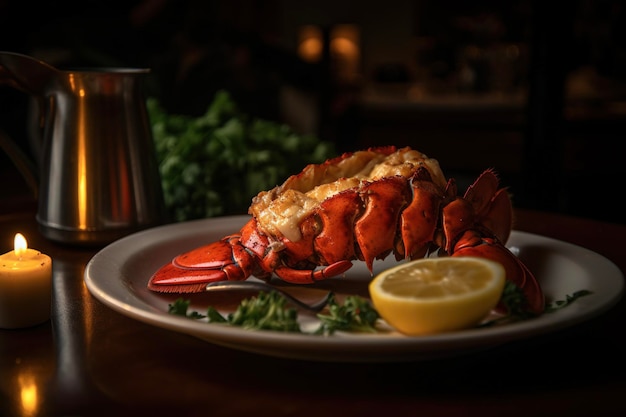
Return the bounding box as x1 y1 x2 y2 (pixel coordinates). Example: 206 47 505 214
84 215 624 362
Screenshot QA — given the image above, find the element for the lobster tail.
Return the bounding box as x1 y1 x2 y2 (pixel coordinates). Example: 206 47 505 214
148 146 544 321
353 177 409 270
399 168 449 260
451 230 544 315
443 170 545 315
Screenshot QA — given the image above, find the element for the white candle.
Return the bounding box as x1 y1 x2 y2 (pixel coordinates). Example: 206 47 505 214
0 233 52 329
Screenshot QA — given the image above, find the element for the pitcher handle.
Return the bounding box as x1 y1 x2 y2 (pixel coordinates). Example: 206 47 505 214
0 127 38 198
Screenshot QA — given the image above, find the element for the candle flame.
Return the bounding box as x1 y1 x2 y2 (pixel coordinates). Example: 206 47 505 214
14 233 28 257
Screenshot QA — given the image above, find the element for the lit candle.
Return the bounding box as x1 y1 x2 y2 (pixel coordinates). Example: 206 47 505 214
0 233 52 329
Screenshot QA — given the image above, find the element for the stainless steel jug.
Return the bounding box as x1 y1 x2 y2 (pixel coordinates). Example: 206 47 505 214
0 51 168 245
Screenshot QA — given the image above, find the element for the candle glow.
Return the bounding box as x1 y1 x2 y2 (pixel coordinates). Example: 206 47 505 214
19 373 39 417
0 233 52 329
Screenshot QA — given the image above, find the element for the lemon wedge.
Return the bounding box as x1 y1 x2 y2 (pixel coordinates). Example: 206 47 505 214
368 257 506 335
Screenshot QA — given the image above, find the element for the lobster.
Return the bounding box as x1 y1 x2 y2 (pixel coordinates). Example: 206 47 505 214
148 146 544 315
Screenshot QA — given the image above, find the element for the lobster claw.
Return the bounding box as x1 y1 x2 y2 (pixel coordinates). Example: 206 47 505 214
147 236 254 293
452 230 545 315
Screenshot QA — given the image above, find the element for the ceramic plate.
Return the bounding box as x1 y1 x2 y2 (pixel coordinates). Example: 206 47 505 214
84 215 624 362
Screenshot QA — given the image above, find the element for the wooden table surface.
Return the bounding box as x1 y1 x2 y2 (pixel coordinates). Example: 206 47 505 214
1 199 625 417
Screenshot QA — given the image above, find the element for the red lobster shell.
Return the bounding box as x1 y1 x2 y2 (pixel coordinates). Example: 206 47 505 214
148 146 544 315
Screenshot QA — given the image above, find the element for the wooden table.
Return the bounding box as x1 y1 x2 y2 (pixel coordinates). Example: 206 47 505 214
1 200 625 417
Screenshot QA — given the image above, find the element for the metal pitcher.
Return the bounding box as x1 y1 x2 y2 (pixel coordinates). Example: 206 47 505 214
0 51 168 245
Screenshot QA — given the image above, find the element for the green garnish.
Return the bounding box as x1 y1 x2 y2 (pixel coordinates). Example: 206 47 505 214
148 91 336 222
545 289 593 313
315 294 379 335
167 298 206 319
209 291 301 332
481 282 593 326
500 280 535 320
168 291 379 335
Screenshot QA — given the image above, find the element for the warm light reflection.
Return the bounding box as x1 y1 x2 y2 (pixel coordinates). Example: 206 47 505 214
330 37 357 56
14 233 27 257
298 25 323 62
68 73 76 90
330 24 360 80
78 88 88 230
299 37 323 62
298 23 361 80
18 373 39 417
80 264 95 347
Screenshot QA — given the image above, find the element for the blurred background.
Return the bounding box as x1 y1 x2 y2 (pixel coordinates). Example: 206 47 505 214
1 0 625 224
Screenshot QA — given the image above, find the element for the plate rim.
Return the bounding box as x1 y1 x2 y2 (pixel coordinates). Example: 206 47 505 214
84 215 625 362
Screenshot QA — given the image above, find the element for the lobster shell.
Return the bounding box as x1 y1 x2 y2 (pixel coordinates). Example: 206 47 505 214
148 146 544 315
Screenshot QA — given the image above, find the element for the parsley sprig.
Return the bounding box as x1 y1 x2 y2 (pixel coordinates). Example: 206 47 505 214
480 282 593 327
544 289 593 313
168 291 379 335
314 294 379 335
210 291 301 332
149 91 336 222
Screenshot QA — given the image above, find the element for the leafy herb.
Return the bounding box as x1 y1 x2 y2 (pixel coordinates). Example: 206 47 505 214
168 290 378 335
499 281 535 320
315 294 380 336
168 298 206 319
206 307 228 323
148 91 337 222
545 289 593 313
482 282 593 326
208 291 301 332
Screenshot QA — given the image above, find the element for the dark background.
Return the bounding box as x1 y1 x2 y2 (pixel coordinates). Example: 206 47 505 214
2 0 626 224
